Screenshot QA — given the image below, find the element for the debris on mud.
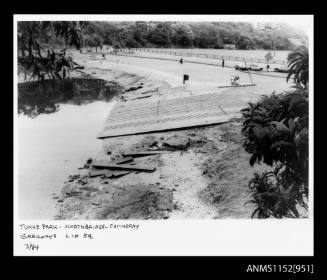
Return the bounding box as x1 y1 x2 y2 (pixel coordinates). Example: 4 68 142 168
55 119 269 220
126 85 143 92
162 135 190 151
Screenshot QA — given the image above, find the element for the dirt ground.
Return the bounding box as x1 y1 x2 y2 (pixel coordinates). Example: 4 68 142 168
54 117 275 220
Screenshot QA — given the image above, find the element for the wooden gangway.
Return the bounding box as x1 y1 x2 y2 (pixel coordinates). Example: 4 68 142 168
97 91 246 139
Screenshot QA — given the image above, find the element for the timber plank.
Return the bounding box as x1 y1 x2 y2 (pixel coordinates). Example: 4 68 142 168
92 157 134 168
104 170 131 178
122 151 168 157
89 170 110 178
89 170 131 178
94 163 156 172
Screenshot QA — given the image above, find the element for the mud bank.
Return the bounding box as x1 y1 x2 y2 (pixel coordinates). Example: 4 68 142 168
55 117 284 220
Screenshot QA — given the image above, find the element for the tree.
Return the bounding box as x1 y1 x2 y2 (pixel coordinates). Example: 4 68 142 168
191 25 210 48
274 36 294 50
132 22 149 46
125 37 141 48
18 21 86 80
265 52 273 64
235 36 256 50
92 34 103 52
83 34 103 52
83 34 95 49
172 23 194 47
147 23 173 47
287 45 309 89
207 26 224 49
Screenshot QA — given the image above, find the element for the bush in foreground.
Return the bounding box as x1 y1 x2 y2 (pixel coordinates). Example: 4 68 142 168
241 85 308 218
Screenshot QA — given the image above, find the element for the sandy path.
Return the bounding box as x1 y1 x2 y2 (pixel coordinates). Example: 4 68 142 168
158 151 217 219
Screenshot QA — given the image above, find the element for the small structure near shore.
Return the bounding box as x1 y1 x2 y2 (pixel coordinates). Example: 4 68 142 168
98 89 244 139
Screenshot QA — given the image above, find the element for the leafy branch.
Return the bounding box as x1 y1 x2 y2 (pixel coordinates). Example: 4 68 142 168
18 21 87 80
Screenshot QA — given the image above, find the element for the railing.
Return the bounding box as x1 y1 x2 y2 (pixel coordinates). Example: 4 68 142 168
125 48 288 65
80 47 288 66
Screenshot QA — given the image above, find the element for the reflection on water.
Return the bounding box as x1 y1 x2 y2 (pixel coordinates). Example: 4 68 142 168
18 101 117 219
17 77 120 219
18 78 123 118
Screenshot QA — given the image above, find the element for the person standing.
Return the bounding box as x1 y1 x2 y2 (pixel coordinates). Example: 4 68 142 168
179 58 185 85
266 64 270 72
222 59 225 68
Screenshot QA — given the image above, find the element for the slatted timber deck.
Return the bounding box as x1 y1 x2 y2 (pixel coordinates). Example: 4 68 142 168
97 92 245 139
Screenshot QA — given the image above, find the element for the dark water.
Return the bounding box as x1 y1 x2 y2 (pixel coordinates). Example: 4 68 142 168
18 78 123 118
17 77 121 219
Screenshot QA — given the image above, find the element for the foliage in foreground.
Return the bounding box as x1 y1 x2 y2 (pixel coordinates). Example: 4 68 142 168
18 21 87 80
241 86 308 218
287 45 309 89
242 44 309 218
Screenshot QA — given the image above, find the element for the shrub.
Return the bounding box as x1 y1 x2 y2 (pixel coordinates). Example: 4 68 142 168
287 45 309 89
242 85 308 218
248 171 307 218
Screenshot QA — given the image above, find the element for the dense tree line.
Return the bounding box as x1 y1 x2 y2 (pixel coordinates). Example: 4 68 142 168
80 21 306 50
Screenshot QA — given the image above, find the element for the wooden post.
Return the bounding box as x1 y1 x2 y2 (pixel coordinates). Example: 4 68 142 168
157 88 160 123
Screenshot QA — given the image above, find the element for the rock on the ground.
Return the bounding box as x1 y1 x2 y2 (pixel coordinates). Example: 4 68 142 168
162 135 190 150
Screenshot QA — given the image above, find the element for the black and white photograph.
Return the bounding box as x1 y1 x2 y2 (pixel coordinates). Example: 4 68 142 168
13 14 313 257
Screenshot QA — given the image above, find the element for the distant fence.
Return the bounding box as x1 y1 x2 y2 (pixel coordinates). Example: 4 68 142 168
82 48 288 65
126 48 288 65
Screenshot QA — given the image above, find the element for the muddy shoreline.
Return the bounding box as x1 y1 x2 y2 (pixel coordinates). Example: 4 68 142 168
54 115 275 219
